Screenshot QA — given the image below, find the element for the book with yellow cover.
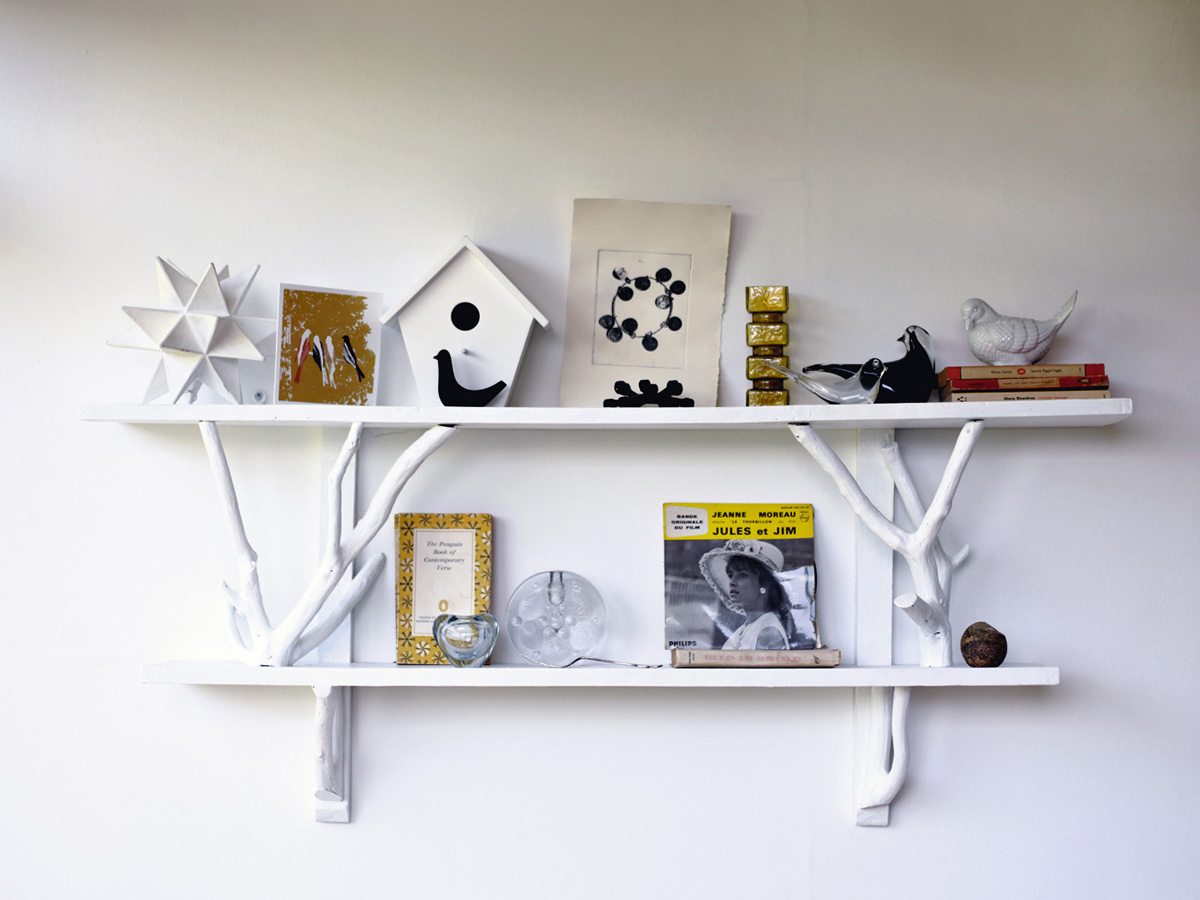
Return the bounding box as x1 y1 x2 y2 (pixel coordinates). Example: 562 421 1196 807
395 513 492 665
663 502 819 653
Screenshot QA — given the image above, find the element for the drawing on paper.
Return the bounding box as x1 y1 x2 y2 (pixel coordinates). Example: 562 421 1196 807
596 255 690 363
559 199 731 407
276 285 380 405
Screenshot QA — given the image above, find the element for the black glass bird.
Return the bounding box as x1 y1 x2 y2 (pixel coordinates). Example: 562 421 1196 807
801 325 937 404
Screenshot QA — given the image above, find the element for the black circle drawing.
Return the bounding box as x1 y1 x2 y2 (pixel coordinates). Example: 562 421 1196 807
600 266 687 351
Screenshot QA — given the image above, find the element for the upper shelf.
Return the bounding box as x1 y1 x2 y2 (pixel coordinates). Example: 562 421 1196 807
82 398 1132 430
143 660 1060 689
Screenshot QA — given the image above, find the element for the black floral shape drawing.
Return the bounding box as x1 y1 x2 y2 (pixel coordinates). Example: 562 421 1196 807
599 266 686 351
603 379 695 407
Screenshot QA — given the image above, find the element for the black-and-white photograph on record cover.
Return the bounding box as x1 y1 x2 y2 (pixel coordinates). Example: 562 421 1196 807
664 503 819 652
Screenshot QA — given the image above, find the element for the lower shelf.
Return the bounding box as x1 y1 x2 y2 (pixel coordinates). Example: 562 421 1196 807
142 659 1058 825
142 659 1059 689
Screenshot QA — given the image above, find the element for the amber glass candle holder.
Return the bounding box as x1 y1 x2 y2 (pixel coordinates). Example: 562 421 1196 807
745 286 790 406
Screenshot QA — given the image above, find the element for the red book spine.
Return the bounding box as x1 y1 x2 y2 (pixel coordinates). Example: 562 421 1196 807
939 363 1105 381
942 375 1109 392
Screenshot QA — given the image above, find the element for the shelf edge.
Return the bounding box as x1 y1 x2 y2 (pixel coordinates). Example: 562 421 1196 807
85 399 1131 430
142 661 1060 688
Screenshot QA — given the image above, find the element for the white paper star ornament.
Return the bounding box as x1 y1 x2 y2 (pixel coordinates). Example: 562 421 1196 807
109 258 275 404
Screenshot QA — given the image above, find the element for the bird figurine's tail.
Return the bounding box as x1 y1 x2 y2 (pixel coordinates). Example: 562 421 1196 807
1054 291 1078 326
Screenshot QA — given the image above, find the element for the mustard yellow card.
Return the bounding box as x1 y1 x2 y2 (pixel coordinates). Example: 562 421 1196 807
276 284 380 405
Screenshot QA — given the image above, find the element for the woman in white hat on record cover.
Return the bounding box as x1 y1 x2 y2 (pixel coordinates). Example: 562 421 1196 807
699 539 818 651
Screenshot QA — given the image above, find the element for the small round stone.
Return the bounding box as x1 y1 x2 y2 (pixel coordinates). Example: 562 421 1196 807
960 621 1008 667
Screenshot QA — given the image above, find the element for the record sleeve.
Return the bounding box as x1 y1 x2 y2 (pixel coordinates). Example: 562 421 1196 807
664 503 819 652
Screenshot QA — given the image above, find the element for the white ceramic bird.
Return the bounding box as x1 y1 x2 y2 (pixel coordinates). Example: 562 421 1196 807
763 358 887 404
961 291 1077 365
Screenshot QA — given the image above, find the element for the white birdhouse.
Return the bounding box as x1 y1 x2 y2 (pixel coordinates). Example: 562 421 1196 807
383 237 549 407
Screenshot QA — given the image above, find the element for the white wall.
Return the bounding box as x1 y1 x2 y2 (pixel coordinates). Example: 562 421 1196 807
3 0 1197 897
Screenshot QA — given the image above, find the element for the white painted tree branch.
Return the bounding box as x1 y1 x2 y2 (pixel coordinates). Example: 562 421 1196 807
266 425 457 664
879 431 977 664
324 422 362 561
881 440 930 533
857 685 911 819
222 583 251 651
314 684 342 802
894 592 951 664
200 421 270 653
790 425 908 554
339 426 457 563
200 421 458 665
909 420 984 549
290 552 386 663
789 422 983 666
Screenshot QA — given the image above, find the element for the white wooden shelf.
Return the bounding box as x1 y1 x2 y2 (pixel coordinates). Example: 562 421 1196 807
144 660 1060 689
90 397 1128 825
80 398 1132 430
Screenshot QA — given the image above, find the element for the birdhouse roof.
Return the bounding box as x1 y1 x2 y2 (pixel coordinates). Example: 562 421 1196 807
382 236 549 328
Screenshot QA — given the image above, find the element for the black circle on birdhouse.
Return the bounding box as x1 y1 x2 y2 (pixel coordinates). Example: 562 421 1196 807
451 301 481 331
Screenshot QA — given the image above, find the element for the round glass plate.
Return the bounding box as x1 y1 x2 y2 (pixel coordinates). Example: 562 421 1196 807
505 570 607 666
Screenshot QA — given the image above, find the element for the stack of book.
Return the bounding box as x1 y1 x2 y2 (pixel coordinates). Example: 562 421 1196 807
938 364 1110 402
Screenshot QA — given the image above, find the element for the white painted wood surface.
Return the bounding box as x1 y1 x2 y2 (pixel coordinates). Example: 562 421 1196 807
312 684 349 822
852 430 897 668
96 402 1117 824
854 685 911 826
848 429 903 826
80 398 1132 430
311 429 356 821
142 660 1060 688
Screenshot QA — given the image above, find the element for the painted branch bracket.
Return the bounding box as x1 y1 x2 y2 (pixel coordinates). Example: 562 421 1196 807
313 684 350 822
788 420 984 824
198 421 456 819
854 685 911 826
788 420 982 666
199 422 457 666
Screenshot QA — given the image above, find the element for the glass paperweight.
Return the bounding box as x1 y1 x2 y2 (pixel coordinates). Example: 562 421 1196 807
505 570 607 666
433 613 499 667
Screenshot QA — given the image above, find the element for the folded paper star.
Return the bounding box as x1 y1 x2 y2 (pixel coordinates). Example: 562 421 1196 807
109 258 275 403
